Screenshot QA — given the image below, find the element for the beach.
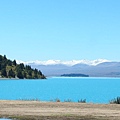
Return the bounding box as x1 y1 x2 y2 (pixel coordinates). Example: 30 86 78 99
0 100 120 120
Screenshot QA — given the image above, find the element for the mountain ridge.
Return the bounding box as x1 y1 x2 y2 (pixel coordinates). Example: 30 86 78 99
29 61 120 77
16 59 120 77
16 59 111 66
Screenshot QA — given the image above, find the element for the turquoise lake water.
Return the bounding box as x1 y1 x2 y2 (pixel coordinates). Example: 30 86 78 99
0 77 120 103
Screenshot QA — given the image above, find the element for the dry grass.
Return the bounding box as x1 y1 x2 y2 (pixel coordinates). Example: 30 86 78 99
0 100 120 120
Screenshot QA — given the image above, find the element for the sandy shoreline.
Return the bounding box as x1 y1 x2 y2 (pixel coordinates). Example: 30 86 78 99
0 100 120 120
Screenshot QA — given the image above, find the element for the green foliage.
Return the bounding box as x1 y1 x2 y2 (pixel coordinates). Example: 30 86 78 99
0 55 46 79
78 99 86 103
0 55 2 61
1 68 7 77
110 97 120 104
55 98 61 102
8 69 15 78
13 60 17 66
64 99 72 102
0 64 1 70
17 70 24 79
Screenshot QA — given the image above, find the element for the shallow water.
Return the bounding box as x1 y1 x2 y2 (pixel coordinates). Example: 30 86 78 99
0 77 120 103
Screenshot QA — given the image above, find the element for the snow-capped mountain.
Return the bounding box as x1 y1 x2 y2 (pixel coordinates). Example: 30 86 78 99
16 59 120 77
16 59 110 66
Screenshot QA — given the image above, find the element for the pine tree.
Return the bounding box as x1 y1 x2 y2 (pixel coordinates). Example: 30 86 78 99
17 70 24 79
1 69 7 77
8 69 15 78
13 60 17 66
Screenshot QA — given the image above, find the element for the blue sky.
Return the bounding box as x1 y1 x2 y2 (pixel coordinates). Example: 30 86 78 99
0 0 120 61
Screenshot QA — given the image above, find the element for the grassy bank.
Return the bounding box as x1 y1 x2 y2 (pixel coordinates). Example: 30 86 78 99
0 100 120 120
0 115 112 120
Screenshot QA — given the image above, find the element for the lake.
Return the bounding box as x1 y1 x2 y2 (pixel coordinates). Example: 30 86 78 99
0 77 120 103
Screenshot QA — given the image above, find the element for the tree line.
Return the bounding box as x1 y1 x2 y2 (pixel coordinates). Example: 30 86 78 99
0 55 46 79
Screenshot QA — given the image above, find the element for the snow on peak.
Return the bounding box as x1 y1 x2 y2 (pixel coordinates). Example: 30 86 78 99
16 59 111 66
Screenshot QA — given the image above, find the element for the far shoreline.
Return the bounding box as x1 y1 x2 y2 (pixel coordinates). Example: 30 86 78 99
0 76 120 80
0 77 46 80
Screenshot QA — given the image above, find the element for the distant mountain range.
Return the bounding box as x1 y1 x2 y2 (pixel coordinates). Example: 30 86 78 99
16 59 110 66
17 59 120 77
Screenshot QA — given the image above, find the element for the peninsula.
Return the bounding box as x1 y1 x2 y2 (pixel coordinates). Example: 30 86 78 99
0 55 46 79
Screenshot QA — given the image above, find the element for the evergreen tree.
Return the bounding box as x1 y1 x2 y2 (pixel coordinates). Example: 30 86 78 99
1 69 7 77
23 71 27 78
7 60 12 66
39 70 42 76
0 55 2 61
17 70 24 79
19 63 24 69
34 69 38 79
0 64 1 70
28 70 32 76
8 69 15 78
26 65 31 70
13 60 17 66
3 55 7 60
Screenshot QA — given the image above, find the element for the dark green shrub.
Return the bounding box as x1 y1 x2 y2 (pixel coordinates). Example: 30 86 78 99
110 97 120 104
55 98 61 102
78 99 86 103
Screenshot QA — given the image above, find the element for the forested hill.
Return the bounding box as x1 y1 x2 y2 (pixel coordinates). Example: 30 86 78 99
0 55 46 79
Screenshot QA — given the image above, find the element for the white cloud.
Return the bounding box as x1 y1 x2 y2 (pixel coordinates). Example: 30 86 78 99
16 59 111 66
